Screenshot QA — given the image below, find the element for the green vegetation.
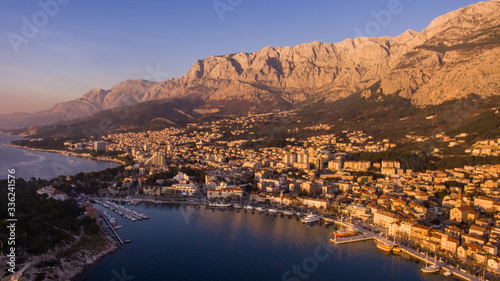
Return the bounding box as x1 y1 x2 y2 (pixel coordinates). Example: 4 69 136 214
12 139 68 150
0 178 100 255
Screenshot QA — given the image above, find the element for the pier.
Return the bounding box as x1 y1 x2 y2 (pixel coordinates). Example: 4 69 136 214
99 210 123 244
329 227 479 281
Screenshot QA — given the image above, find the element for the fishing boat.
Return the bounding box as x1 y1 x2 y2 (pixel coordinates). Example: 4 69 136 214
301 213 320 224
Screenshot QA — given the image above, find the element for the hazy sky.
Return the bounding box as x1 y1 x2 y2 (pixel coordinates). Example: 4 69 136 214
0 0 483 114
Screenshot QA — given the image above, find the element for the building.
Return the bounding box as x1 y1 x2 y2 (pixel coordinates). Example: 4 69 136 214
145 152 166 166
450 206 479 223
94 141 107 151
474 196 500 213
302 198 330 209
207 187 243 200
37 186 67 201
373 211 399 229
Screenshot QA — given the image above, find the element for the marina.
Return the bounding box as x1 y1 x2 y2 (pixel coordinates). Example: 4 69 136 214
99 210 124 245
94 199 150 221
78 204 454 281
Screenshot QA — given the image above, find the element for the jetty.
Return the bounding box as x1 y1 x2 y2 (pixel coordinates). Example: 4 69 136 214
99 210 123 244
329 222 480 281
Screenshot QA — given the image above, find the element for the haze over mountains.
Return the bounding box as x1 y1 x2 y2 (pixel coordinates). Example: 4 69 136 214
2 0 499 131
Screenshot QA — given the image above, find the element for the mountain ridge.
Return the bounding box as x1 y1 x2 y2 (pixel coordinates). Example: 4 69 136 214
2 0 499 131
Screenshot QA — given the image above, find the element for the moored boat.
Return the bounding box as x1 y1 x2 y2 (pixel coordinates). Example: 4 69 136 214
421 265 440 274
268 208 278 214
333 228 357 238
301 213 320 224
375 239 393 253
282 210 294 216
244 205 254 210
208 202 232 207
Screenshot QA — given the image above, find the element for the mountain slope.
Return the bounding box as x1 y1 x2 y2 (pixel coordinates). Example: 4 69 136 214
3 1 499 133
0 79 157 129
141 0 499 107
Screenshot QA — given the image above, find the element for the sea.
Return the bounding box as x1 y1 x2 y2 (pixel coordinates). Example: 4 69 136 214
78 204 451 281
0 134 119 180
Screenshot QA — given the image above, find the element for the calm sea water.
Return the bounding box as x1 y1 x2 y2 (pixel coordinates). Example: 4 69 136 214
79 204 451 281
0 134 118 180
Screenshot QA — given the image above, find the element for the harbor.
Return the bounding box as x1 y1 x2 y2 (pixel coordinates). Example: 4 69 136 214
94 199 150 221
99 210 124 245
329 220 480 281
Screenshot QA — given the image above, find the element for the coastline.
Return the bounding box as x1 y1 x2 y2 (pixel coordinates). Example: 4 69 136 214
4 144 126 166
17 233 120 281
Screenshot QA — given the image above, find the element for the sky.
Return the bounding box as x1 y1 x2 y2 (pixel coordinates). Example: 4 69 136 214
0 0 484 114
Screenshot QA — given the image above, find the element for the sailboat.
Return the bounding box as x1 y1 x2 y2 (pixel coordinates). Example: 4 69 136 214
375 228 393 253
421 253 440 274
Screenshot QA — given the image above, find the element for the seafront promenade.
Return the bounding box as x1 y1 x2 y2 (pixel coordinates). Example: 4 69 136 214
330 222 481 281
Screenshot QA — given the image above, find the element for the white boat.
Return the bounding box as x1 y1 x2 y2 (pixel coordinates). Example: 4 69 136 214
443 271 452 276
301 213 320 223
422 265 440 274
244 205 254 210
208 202 232 207
255 207 266 212
268 208 279 214
421 253 440 274
233 204 243 209
114 225 122 230
282 210 294 216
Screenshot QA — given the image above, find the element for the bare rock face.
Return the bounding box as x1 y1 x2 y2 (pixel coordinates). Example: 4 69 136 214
141 1 499 107
2 1 498 129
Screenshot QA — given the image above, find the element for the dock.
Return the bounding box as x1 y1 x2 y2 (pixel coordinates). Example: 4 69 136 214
329 227 479 281
99 210 123 244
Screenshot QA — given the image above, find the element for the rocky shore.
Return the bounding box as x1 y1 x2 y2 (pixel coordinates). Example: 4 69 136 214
14 234 120 281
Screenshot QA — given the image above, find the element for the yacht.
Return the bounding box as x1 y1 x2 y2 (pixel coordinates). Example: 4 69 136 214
421 255 440 274
255 207 266 212
301 213 320 224
268 208 279 214
421 264 440 274
208 202 232 207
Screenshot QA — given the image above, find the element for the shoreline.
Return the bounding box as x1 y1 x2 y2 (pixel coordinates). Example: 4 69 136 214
4 144 126 166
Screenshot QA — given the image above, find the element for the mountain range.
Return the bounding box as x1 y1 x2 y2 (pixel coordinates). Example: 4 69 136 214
2 0 499 136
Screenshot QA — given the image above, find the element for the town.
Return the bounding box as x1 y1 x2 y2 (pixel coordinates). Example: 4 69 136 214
32 111 500 280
